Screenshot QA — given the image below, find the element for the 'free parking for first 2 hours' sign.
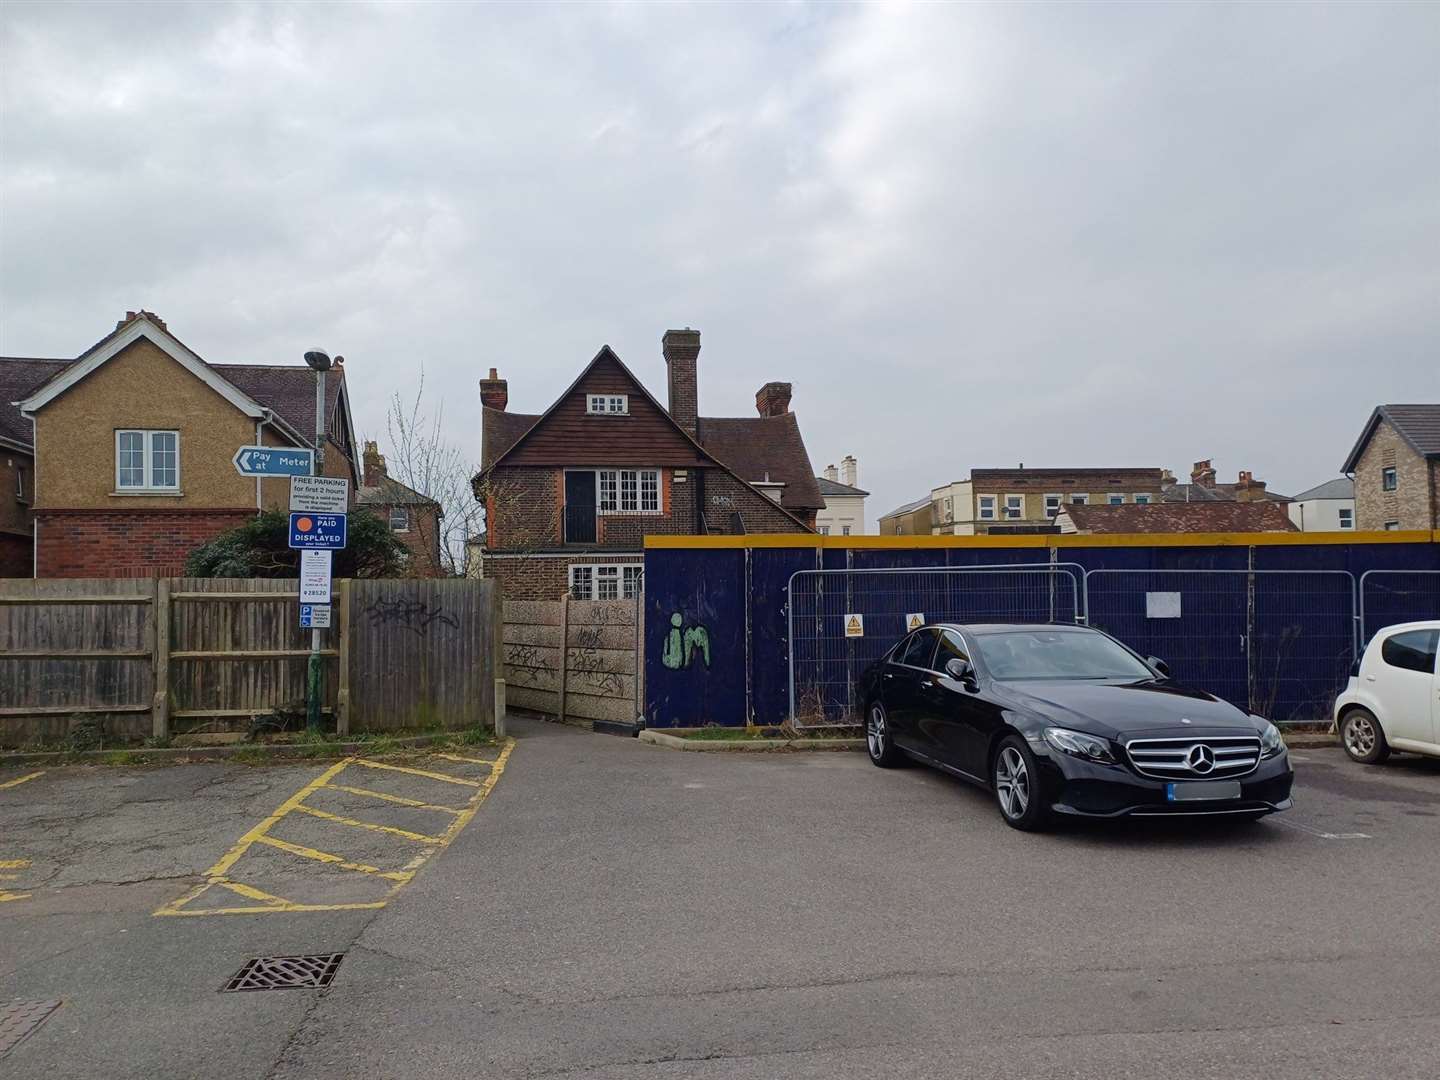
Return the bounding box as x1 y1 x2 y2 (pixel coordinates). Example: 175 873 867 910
288 512 347 550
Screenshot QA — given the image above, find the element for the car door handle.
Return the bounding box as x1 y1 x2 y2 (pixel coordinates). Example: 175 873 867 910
1365 675 1377 682
919 679 935 689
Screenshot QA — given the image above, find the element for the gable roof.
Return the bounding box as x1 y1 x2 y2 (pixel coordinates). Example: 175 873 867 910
1341 404 1440 473
816 476 870 497
478 344 823 521
1060 501 1298 534
0 358 70 450
882 496 932 520
1161 482 1291 503
4 315 358 474
1292 477 1354 501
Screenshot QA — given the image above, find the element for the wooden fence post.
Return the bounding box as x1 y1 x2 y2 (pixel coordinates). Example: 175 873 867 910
558 593 569 725
491 583 506 736
151 578 171 740
336 578 352 736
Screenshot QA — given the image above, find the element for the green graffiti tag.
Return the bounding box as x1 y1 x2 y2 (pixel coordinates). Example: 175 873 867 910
662 612 711 670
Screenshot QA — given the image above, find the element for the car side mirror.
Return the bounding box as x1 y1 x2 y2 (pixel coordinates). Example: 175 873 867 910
945 657 976 686
1147 656 1171 678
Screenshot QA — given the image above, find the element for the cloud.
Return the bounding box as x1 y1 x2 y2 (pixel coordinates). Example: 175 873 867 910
2 0 1436 519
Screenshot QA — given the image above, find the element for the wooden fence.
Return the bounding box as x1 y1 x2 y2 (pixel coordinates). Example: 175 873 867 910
0 577 500 747
502 595 641 725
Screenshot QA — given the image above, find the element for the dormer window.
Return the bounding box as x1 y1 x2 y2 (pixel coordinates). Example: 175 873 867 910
587 394 628 415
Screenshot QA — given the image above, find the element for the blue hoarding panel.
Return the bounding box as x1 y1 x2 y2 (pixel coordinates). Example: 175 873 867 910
643 548 746 728
288 512 347 550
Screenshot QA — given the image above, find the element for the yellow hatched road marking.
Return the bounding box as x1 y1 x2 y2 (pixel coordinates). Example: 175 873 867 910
432 752 496 766
218 879 293 906
0 772 44 790
0 859 32 870
253 834 413 881
1 891 32 902
154 739 515 917
324 783 464 815
349 759 483 787
1 858 32 899
289 803 445 843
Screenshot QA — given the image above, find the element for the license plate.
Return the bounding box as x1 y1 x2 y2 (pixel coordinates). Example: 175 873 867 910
1166 781 1242 802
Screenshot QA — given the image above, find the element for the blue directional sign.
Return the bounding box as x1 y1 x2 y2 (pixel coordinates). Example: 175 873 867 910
233 445 314 478
288 512 347 550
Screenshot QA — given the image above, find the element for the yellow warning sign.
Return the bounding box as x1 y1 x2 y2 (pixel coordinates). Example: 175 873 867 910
906 612 926 632
844 613 864 638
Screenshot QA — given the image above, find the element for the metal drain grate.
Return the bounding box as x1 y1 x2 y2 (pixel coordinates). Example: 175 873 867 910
223 954 345 992
1 1000 62 1057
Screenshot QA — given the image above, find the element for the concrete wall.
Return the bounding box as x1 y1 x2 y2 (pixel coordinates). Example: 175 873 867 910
502 596 640 724
1289 498 1355 531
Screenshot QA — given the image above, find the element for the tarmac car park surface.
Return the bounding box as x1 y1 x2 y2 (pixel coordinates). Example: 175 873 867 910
3 717 1439 1079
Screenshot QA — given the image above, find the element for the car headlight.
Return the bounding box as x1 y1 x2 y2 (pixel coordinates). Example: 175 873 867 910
1258 720 1286 759
1043 726 1119 764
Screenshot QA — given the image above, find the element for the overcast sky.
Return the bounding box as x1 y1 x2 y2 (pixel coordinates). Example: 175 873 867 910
2 1 1436 518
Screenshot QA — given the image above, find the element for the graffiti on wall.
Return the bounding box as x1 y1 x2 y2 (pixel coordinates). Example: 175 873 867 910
364 599 459 636
661 612 711 670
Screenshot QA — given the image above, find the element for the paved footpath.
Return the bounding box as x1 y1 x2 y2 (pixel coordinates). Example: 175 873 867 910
4 718 1440 1078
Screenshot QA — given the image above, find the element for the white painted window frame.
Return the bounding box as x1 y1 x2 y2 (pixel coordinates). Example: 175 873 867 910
595 468 660 514
1134 494 1152 505
569 562 644 600
587 394 629 416
1043 494 1061 518
1107 493 1125 505
389 506 411 532
114 428 180 492
1003 494 1023 519
977 495 997 521
1337 507 1354 529
1071 493 1089 505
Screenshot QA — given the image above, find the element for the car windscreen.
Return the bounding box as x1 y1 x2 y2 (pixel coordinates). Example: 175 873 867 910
972 630 1155 681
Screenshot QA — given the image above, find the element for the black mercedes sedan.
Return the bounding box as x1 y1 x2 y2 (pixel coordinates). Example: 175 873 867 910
858 623 1294 830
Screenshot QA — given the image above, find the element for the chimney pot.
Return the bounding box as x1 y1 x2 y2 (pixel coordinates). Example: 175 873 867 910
756 381 793 417
1190 459 1217 488
662 329 701 437
480 368 509 411
841 454 858 488
824 464 839 482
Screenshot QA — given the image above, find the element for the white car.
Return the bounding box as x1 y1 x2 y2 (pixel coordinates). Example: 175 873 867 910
1334 620 1440 764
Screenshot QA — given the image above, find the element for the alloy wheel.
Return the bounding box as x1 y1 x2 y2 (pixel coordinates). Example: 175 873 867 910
1344 714 1376 758
995 746 1030 819
867 706 886 759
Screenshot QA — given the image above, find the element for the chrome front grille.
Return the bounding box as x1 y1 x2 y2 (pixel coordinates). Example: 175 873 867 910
1124 736 1262 780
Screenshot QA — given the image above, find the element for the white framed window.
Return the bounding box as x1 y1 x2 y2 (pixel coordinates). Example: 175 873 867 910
389 507 410 532
1003 494 1023 519
1381 466 1397 492
1071 493 1088 505
1044 494 1061 518
115 429 179 491
597 469 659 513
587 394 629 415
978 495 996 521
818 525 830 535
1134 494 1152 505
1107 493 1125 505
841 525 851 535
569 563 643 600
1338 508 1354 529
1384 520 1400 531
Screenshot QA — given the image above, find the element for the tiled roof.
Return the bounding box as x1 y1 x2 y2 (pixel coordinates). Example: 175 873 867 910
481 406 828 513
1291 477 1354 501
1341 404 1440 472
696 414 825 513
1161 483 1291 503
1062 501 1298 534
816 476 869 497
211 364 348 448
357 476 440 508
0 358 70 448
881 496 932 519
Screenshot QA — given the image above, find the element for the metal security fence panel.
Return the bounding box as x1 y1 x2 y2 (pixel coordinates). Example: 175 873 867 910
787 564 1083 726
1359 570 1440 643
1085 570 1356 726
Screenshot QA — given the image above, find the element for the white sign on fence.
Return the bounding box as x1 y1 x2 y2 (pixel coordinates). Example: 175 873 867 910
1145 591 1182 619
844 613 865 638
290 475 350 514
905 612 926 632
300 548 333 606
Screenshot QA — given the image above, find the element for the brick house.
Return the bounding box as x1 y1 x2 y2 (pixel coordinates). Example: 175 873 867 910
1161 459 1291 505
0 358 65 575
3 312 359 577
1341 404 1440 530
1056 501 1299 534
475 329 822 600
357 440 445 576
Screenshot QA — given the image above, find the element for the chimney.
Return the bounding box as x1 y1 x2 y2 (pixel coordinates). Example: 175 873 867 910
1234 470 1268 502
756 381 792 417
479 367 508 411
362 440 387 487
824 464 839 482
1160 468 1176 485
841 455 858 488
662 328 700 437
1190 459 1217 488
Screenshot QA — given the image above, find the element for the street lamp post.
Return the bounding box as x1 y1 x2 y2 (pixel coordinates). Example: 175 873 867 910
303 349 333 733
